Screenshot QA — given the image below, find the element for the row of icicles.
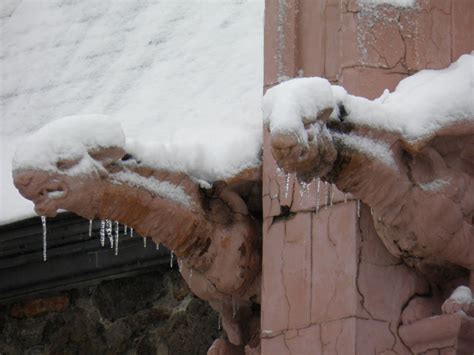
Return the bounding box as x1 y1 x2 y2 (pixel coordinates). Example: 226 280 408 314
283 174 361 217
39 217 177 270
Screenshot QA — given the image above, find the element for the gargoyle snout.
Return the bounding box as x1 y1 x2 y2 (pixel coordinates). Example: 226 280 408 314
13 170 67 214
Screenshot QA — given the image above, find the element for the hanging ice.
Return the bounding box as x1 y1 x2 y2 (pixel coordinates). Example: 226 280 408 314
100 220 105 247
357 200 361 218
114 221 119 256
232 299 237 319
315 178 321 213
324 181 329 209
299 180 309 198
130 228 134 237
284 173 290 198
41 216 47 262
344 193 348 203
143 237 147 248
124 225 128 235
178 259 183 272
170 251 174 268
330 184 335 206
106 219 113 248
156 242 160 250
88 220 93 237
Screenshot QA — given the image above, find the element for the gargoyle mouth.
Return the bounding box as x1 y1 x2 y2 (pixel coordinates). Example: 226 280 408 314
33 185 67 217
13 170 68 217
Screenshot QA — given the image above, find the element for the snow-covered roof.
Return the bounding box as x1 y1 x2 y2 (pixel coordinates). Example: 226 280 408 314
0 0 264 225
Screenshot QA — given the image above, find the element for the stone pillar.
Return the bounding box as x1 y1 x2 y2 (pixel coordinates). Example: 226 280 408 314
261 0 473 354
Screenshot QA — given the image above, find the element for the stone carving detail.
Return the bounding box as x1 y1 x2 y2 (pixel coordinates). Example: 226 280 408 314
13 145 262 354
266 79 474 352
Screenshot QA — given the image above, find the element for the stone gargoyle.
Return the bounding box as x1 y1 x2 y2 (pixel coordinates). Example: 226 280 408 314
11 54 474 353
12 116 262 355
263 57 474 329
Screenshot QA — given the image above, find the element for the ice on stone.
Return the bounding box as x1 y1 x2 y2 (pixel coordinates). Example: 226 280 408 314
41 216 47 262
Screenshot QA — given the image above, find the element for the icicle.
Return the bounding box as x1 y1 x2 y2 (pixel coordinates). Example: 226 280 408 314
170 251 174 268
330 184 335 206
124 225 128 235
100 220 105 247
284 173 290 198
130 228 134 237
41 216 47 261
357 200 361 218
299 181 309 198
370 208 374 216
344 193 348 204
232 299 237 319
218 313 222 330
114 221 119 256
88 220 93 237
143 237 147 248
316 178 321 213
106 219 113 248
325 182 329 209
156 242 160 250
178 259 183 272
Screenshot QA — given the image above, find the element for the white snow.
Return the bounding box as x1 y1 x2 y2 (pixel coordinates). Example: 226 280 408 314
1 0 264 224
13 115 125 173
418 179 450 192
111 170 192 207
264 53 474 154
347 53 474 139
449 286 473 304
263 77 335 144
358 0 416 8
333 133 397 169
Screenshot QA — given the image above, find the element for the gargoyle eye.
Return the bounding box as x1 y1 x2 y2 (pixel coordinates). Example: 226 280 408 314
56 159 79 170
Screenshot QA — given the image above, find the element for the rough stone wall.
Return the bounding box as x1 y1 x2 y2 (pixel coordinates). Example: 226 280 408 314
0 267 221 355
262 0 473 354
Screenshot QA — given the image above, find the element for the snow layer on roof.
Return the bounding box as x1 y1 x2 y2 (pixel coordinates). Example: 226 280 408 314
264 53 474 147
0 0 264 224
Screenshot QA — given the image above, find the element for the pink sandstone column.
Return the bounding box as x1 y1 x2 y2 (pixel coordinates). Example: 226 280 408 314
261 0 473 354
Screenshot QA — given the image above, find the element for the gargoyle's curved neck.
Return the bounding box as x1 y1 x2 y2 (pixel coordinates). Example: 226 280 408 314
97 173 215 271
331 133 412 219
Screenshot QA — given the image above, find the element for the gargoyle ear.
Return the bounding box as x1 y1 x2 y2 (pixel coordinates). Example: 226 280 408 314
88 146 127 165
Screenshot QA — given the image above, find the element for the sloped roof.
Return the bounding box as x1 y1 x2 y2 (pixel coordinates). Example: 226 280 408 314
0 0 264 224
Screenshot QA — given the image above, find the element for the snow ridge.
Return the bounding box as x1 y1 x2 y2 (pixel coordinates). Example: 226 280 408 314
111 170 192 207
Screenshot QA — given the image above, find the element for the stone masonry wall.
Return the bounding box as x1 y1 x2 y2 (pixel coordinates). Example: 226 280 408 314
0 267 221 355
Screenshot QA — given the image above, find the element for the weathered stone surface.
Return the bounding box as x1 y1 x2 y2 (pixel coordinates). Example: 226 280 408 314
10 295 70 319
262 1 474 355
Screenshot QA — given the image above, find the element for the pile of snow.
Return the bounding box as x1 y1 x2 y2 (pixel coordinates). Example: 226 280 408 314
13 115 125 173
262 77 334 144
0 0 264 224
264 52 474 145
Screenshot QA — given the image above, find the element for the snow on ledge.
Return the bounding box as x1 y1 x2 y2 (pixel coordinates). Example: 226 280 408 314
13 115 125 174
263 53 474 144
358 0 416 8
111 171 192 207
